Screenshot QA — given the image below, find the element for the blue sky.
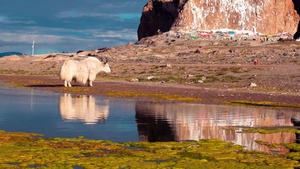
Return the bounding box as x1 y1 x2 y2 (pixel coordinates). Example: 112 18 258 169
0 0 148 55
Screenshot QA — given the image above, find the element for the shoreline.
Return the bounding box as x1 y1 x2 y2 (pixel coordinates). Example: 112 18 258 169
1 37 300 109
1 74 299 109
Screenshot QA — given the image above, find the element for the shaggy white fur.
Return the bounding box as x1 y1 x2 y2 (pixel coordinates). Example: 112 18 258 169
60 57 111 87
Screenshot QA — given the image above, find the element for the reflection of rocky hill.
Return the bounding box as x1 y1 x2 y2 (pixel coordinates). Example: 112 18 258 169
291 117 300 144
136 102 300 152
59 94 109 125
136 108 175 142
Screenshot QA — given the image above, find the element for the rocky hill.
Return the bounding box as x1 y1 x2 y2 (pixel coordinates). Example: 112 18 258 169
138 0 300 40
0 52 22 57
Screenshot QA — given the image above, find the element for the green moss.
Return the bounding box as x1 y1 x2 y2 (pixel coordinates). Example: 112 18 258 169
106 90 202 102
282 152 300 161
61 87 91 93
0 69 31 75
255 140 279 149
281 143 300 152
221 75 241 82
224 128 236 131
281 143 300 161
223 100 300 109
179 66 186 71
204 76 219 83
243 128 300 134
230 67 242 73
0 131 299 168
160 75 188 83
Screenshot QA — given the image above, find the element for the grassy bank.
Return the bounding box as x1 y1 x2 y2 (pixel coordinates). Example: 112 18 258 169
0 130 299 168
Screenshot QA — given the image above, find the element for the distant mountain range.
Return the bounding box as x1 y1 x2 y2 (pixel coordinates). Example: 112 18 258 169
0 52 23 57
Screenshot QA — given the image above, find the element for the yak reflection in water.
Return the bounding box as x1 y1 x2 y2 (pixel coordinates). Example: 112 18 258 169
59 94 109 125
136 102 300 153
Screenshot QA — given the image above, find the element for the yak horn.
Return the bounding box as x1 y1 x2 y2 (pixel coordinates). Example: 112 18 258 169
98 56 108 64
104 57 108 64
99 56 104 62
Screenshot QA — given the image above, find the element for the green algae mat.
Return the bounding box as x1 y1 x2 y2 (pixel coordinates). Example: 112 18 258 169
1 130 300 168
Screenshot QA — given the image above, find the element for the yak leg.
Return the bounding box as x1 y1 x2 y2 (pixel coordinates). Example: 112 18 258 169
88 80 93 87
64 81 72 87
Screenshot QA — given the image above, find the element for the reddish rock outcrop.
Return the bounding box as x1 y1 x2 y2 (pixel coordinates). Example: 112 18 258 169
138 0 300 40
293 0 300 38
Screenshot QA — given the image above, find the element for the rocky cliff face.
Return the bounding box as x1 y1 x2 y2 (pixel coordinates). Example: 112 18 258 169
137 0 181 40
138 0 300 40
293 0 300 38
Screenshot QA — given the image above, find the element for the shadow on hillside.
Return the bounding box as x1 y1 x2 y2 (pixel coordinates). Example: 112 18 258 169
137 0 188 40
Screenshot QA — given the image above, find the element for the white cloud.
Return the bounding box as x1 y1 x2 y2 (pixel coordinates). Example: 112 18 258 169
0 15 35 24
93 29 137 40
98 2 139 9
0 33 64 44
57 10 112 18
0 15 8 20
57 10 140 21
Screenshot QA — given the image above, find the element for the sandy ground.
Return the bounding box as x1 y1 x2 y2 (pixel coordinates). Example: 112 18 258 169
0 74 299 106
0 36 300 106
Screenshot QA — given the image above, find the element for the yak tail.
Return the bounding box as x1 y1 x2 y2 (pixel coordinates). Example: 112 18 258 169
60 60 77 82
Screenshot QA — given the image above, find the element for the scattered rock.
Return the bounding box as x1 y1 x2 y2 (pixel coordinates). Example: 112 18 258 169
44 54 56 59
195 49 201 53
161 48 171 53
199 41 211 47
165 63 172 68
130 78 139 82
127 42 134 46
77 50 84 54
76 94 83 98
212 42 219 46
248 83 258 88
147 76 155 80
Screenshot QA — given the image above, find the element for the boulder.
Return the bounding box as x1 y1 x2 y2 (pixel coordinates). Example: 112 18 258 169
130 78 139 82
147 76 156 80
249 83 258 88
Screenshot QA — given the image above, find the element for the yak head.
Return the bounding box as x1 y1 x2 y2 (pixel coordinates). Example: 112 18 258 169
99 56 111 73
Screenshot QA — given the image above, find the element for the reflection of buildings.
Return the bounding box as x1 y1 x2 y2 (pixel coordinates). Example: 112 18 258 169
59 94 109 125
136 102 300 153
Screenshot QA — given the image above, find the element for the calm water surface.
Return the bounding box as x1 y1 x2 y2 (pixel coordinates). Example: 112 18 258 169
1 83 300 153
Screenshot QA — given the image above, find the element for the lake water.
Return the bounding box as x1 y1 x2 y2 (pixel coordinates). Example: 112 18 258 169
1 83 300 153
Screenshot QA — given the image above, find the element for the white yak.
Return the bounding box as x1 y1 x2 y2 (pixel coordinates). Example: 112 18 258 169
60 57 111 87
